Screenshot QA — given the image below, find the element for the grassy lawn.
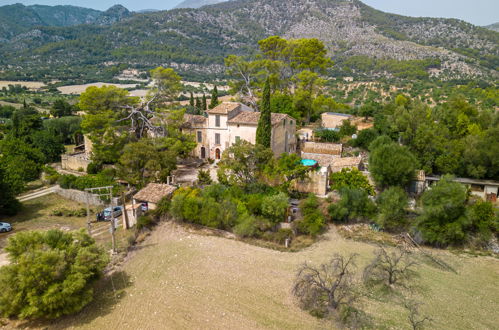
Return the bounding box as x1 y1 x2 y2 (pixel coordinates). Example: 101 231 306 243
0 194 90 248
16 222 496 330
0 193 131 250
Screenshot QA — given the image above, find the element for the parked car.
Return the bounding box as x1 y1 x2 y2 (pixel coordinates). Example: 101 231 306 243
140 202 148 212
96 206 123 221
0 222 12 233
104 206 123 220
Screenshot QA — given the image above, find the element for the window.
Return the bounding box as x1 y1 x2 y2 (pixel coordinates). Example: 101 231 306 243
197 131 202 143
215 133 220 145
235 136 240 143
215 115 220 127
283 119 286 127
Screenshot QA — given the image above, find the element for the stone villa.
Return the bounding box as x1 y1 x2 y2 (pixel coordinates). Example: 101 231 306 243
183 102 297 160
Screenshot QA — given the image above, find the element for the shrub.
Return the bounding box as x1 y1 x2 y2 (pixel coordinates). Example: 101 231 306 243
466 200 498 245
330 168 374 195
137 215 154 230
86 161 103 174
295 211 325 236
315 128 340 142
233 214 259 238
0 230 108 319
197 169 212 185
328 188 376 223
261 192 289 224
375 187 408 231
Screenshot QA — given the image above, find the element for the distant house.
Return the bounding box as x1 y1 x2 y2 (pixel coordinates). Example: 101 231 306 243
182 102 297 160
133 183 177 210
321 112 353 130
61 135 93 172
301 141 342 156
423 176 499 202
330 156 364 173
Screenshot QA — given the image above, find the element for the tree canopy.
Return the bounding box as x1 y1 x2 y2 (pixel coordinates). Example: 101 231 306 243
0 229 108 319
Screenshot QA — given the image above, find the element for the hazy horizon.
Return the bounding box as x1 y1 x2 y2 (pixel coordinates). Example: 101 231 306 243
0 0 497 26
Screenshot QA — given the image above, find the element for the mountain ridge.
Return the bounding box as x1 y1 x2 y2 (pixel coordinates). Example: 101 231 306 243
0 0 497 82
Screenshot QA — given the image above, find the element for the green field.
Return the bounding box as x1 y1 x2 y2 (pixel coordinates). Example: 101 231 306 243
10 222 496 329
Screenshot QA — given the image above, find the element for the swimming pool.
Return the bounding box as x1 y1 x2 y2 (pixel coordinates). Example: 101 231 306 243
301 159 318 166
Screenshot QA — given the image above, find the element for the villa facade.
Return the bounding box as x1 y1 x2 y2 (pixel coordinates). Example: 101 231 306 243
183 102 297 160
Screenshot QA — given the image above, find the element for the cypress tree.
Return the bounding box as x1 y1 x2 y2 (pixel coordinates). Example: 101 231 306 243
202 93 207 111
256 78 272 148
209 85 219 109
195 97 201 114
189 92 194 107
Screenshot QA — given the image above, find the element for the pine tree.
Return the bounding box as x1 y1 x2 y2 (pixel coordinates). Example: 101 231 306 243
256 78 272 148
189 92 194 107
209 85 219 109
202 93 207 111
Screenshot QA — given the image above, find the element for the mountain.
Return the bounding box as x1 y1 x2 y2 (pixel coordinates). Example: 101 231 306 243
0 3 132 41
484 22 499 32
0 0 497 82
175 0 229 9
93 5 132 25
28 5 102 27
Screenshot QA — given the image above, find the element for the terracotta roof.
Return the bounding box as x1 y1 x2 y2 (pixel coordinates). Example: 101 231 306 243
184 114 206 123
302 142 342 155
331 157 362 168
133 183 177 204
183 114 206 127
206 102 241 114
228 112 290 126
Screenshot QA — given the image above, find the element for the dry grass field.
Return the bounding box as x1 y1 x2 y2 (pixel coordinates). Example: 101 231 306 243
0 81 46 90
57 83 138 95
11 221 495 330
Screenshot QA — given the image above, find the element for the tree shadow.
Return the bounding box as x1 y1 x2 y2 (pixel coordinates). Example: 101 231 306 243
15 271 133 329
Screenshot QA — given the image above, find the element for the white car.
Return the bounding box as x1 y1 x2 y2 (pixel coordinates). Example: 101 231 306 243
0 222 12 233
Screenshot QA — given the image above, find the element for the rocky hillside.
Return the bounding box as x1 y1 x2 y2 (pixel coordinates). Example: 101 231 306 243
0 3 132 41
485 22 499 32
0 0 497 81
175 0 229 9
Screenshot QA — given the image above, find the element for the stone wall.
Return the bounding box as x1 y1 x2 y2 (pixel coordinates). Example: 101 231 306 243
61 153 91 172
54 186 119 206
293 167 329 196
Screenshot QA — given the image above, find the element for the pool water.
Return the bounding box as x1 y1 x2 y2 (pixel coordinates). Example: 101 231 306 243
301 159 318 166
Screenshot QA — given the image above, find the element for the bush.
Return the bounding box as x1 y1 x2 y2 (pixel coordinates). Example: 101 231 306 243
330 168 374 195
51 208 87 217
315 128 340 142
197 169 212 185
467 200 498 245
233 214 259 238
137 215 155 230
375 187 408 231
351 128 378 150
328 188 376 223
295 212 325 236
0 230 108 319
261 192 289 224
87 161 103 174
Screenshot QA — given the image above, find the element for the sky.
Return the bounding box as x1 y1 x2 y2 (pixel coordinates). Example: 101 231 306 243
0 0 497 26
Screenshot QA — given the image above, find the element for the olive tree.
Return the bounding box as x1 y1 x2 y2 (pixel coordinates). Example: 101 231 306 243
293 254 359 317
363 246 417 287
